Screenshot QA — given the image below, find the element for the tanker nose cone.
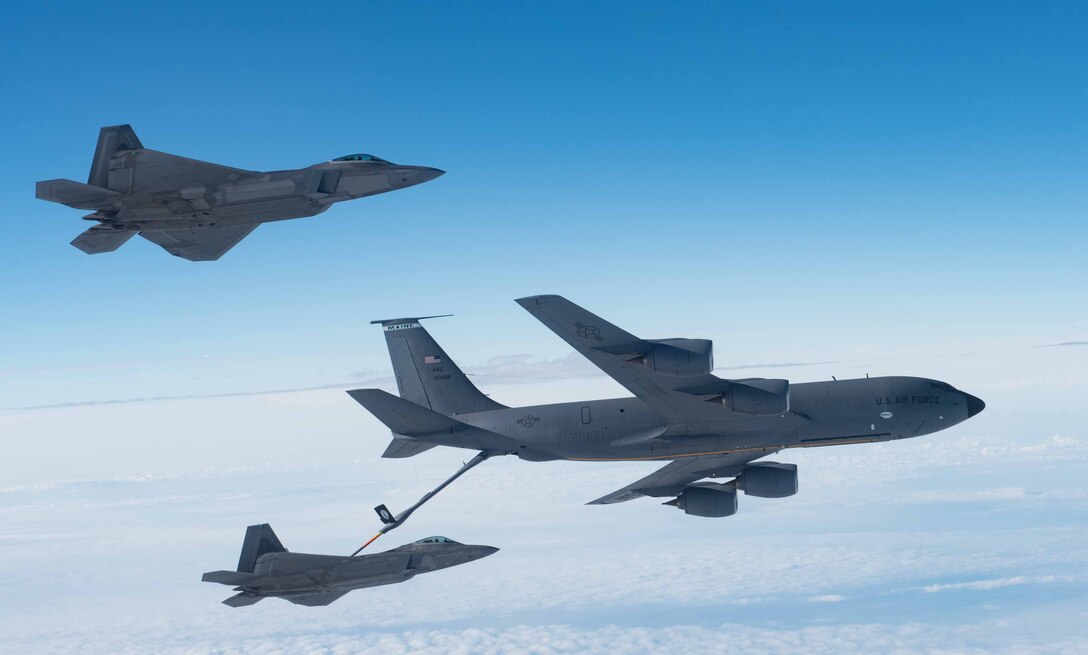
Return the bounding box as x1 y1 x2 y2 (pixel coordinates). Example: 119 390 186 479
964 393 986 418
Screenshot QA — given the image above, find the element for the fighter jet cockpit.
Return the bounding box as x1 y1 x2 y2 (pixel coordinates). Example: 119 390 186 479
332 153 390 163
413 536 460 545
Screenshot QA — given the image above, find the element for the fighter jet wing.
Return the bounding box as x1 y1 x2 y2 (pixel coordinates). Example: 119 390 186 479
138 223 259 261
283 590 350 606
120 149 255 191
588 450 777 504
516 295 785 425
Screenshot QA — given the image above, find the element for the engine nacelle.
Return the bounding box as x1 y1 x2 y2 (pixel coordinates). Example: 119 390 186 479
637 338 714 377
723 379 790 416
739 462 798 498
668 484 737 517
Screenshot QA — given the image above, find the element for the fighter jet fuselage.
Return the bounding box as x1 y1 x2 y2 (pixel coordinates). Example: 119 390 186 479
36 125 443 260
203 526 496 607
59 157 439 230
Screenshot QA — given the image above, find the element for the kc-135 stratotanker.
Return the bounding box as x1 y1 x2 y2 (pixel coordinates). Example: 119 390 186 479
348 295 985 519
36 125 443 261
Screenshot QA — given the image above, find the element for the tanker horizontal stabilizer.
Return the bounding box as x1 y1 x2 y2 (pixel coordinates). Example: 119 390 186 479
382 436 439 458
348 389 470 436
348 388 515 453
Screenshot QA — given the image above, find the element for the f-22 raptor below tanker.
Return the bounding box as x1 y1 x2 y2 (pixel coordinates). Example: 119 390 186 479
36 125 443 261
202 524 497 607
348 295 985 518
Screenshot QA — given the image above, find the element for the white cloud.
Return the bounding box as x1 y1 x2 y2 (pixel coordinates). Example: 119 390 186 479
5 621 1088 655
1 333 1087 654
920 576 1063 593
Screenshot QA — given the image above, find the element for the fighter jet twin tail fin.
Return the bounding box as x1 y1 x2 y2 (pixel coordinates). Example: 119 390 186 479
201 524 288 607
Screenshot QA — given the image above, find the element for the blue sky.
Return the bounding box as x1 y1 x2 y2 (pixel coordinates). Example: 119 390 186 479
1 2 1087 653
3 1 1086 397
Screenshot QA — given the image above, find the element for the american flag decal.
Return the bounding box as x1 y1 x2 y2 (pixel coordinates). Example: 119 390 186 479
424 355 442 364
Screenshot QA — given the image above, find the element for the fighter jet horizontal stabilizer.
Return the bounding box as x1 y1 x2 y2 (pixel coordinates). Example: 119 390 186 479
71 225 136 254
36 179 120 209
223 593 263 608
201 570 259 586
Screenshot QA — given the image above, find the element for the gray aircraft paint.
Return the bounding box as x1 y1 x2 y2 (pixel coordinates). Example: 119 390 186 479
36 125 443 261
202 524 496 607
349 295 985 515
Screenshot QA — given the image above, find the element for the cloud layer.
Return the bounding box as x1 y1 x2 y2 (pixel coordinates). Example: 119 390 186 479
1 336 1086 654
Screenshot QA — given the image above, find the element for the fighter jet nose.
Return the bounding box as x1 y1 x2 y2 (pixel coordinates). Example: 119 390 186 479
398 166 444 186
418 167 444 183
472 545 499 559
964 392 986 418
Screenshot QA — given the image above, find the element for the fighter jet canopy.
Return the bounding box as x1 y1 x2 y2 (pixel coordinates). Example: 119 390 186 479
413 536 460 544
332 153 389 163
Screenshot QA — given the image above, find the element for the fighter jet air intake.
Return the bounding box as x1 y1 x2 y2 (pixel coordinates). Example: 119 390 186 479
35 125 443 261
202 524 497 607
349 295 985 518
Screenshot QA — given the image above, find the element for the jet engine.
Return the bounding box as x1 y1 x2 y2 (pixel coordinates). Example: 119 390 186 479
739 462 798 498
720 379 790 415
630 339 714 376
666 484 737 517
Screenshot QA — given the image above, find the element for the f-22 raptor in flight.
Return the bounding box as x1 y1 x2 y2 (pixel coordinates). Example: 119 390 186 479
202 524 497 607
349 295 985 519
36 125 443 261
